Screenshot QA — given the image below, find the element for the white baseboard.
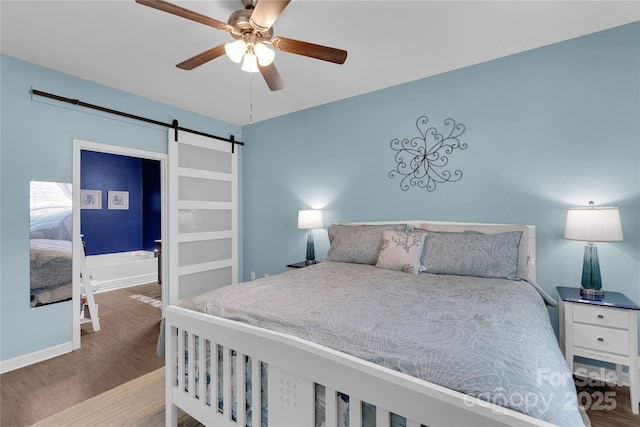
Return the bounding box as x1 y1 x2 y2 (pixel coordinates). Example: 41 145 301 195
0 342 72 374
96 273 158 292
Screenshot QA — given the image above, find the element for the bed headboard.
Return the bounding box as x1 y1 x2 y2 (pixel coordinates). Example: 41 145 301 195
338 220 536 282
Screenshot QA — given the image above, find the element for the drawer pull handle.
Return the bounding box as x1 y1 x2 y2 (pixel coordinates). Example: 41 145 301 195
597 314 604 319
597 337 604 342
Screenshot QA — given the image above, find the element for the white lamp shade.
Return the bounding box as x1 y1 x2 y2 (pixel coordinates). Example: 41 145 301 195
565 206 623 242
225 40 246 63
254 42 275 66
298 209 323 230
241 53 258 73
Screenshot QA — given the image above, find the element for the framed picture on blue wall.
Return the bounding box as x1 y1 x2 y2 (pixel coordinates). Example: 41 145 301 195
108 191 129 210
80 189 102 209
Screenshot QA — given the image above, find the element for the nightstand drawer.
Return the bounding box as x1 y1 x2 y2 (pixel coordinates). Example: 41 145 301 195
573 323 629 356
573 304 629 329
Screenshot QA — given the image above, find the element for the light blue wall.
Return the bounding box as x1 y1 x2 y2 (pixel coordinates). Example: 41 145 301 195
241 23 640 336
0 55 241 362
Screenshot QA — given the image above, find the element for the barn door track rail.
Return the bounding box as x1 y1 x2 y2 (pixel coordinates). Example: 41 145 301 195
31 88 243 152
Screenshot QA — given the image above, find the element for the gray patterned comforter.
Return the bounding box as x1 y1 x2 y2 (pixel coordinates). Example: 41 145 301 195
178 262 585 426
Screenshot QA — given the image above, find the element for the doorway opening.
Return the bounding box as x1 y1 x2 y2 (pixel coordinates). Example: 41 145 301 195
72 139 167 349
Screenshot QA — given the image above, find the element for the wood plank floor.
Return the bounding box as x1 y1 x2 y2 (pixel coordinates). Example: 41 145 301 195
31 368 201 427
0 283 164 427
577 379 639 426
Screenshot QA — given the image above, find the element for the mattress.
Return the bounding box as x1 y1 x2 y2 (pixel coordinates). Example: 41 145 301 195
178 261 584 426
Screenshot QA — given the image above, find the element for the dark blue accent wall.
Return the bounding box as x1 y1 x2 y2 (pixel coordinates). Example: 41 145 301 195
142 159 161 252
80 151 160 256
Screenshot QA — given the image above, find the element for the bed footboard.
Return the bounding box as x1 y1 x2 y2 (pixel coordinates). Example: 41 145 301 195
165 305 554 427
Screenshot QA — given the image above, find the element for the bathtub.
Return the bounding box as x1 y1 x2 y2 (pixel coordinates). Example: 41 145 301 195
86 250 158 291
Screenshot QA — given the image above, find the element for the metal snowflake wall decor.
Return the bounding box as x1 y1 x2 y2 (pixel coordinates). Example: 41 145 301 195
389 116 468 191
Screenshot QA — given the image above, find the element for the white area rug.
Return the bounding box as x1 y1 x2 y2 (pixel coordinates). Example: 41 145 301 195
129 290 162 309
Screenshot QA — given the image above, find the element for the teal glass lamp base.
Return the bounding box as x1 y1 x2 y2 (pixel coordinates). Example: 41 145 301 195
305 231 316 265
580 287 604 300
579 242 604 300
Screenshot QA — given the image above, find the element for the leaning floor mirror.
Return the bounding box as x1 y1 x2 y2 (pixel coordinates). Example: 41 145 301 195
29 181 73 307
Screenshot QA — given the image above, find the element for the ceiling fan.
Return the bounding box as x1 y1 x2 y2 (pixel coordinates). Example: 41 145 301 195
136 0 348 91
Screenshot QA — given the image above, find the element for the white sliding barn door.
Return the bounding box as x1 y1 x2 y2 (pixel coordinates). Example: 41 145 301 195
167 130 238 306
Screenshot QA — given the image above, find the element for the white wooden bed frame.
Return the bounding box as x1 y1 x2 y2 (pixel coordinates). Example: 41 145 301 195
165 221 557 427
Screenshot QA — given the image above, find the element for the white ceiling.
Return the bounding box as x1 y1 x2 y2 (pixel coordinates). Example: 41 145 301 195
1 1 638 125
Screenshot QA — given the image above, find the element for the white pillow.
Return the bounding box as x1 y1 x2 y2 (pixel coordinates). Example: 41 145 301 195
376 230 426 274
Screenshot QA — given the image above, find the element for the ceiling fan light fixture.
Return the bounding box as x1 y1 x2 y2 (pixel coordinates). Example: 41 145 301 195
225 40 246 63
136 0 347 92
241 53 259 73
254 42 275 66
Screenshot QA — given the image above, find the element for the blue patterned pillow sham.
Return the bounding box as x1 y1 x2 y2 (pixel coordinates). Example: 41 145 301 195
420 230 522 278
326 224 407 265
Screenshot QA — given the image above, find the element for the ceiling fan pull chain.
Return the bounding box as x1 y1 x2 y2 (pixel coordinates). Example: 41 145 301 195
249 69 254 124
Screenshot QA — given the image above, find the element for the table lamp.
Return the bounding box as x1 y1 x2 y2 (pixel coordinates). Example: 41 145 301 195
298 209 323 265
564 201 623 299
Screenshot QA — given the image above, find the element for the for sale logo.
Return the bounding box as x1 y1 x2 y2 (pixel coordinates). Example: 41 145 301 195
537 367 617 411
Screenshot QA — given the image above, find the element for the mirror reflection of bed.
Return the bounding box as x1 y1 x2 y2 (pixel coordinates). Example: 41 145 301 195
29 181 73 307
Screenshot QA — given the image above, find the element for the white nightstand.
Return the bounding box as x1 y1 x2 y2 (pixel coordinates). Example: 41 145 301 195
557 286 639 414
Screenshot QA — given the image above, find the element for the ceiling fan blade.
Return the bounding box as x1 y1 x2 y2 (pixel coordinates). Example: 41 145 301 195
176 44 227 70
272 37 347 64
259 62 285 91
250 0 291 31
136 0 229 31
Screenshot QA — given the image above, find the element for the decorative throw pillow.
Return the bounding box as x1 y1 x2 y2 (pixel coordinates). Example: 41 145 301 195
326 223 407 265
421 230 522 278
376 230 426 274
419 223 530 279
